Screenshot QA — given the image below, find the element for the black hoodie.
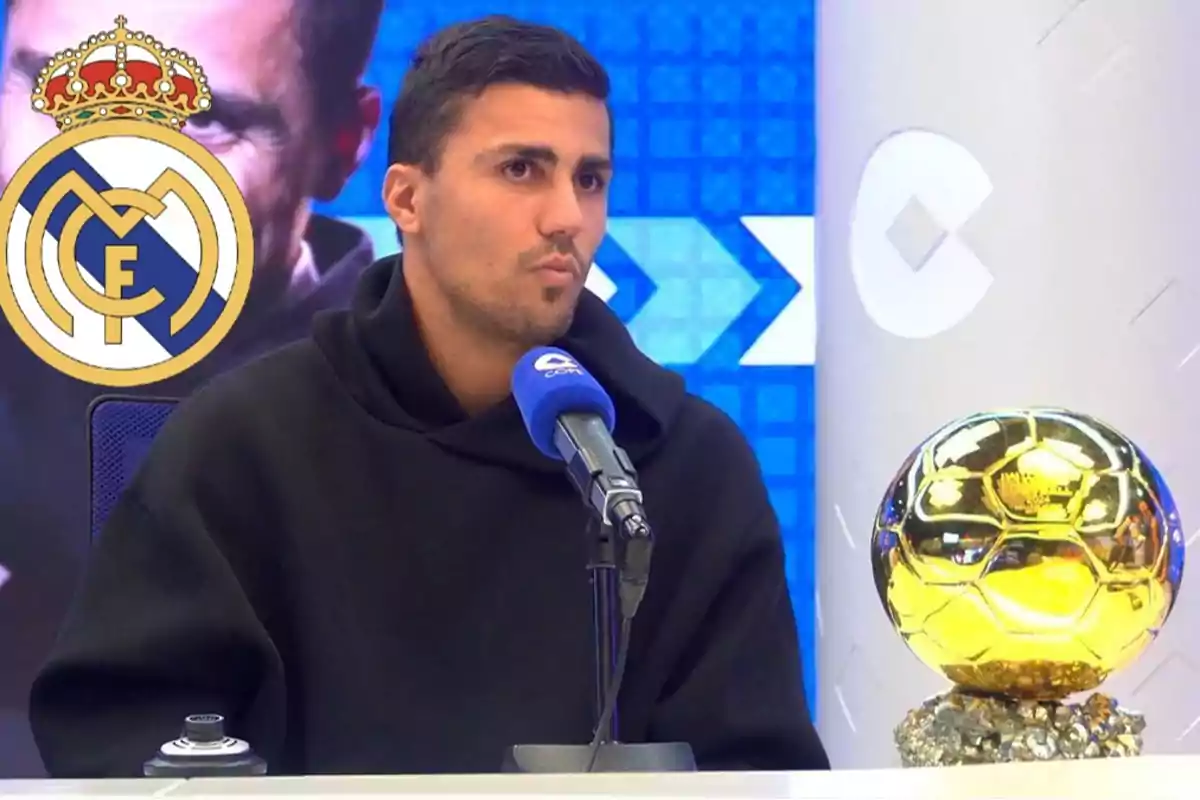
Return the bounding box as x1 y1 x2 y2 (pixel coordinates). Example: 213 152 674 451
27 255 829 777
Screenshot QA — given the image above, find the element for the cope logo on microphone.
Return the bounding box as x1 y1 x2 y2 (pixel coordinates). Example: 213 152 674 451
0 16 254 388
533 352 583 377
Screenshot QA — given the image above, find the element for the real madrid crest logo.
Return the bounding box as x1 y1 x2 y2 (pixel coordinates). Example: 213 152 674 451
0 15 254 387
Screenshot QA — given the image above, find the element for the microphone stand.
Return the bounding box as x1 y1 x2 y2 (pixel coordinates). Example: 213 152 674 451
501 443 696 773
590 518 620 745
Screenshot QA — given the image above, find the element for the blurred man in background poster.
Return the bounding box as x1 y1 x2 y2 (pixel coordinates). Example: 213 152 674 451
0 0 384 775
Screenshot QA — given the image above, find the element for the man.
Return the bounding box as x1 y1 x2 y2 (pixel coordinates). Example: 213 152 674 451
0 0 383 775
28 16 830 777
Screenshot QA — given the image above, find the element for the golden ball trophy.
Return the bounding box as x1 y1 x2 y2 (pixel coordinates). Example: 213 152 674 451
870 408 1185 766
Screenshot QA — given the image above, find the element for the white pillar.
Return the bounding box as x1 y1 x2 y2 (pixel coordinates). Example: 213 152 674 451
816 0 1200 768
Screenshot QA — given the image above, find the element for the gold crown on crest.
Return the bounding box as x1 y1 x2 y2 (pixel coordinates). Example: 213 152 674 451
30 16 212 131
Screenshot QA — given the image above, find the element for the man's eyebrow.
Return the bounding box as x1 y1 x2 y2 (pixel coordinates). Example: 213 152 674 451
475 143 612 171
8 47 51 81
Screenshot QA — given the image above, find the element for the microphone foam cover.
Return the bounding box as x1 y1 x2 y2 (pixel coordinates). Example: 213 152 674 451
511 347 616 460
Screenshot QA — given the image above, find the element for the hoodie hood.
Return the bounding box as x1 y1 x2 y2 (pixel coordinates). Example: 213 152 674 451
312 255 686 472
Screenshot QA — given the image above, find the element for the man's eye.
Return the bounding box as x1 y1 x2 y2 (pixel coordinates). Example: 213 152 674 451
502 160 535 180
184 116 238 148
578 173 607 192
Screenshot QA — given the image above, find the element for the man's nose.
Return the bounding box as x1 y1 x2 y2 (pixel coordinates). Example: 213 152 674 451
537 177 585 239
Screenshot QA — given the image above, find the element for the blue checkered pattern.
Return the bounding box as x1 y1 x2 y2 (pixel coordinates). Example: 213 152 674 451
316 0 819 713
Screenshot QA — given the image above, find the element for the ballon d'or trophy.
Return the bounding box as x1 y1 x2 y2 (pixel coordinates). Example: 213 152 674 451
871 408 1185 766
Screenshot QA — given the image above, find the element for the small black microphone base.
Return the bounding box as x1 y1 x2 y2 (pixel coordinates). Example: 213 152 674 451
501 742 697 773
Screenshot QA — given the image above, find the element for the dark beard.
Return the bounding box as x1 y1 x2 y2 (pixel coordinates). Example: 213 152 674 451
450 287 576 353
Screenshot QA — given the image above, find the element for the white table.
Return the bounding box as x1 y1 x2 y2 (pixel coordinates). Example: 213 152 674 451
0 756 1196 798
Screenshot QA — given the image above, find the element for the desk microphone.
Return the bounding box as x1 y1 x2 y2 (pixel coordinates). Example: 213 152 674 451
143 714 267 777
511 347 652 620
505 346 694 774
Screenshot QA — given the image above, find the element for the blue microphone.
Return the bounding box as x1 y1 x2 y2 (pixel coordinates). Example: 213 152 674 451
511 347 652 619
511 347 616 460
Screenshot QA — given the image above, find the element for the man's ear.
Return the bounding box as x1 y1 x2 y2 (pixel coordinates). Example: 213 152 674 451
383 162 425 236
312 85 382 201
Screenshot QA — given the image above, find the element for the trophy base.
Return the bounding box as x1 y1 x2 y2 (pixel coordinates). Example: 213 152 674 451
895 688 1145 767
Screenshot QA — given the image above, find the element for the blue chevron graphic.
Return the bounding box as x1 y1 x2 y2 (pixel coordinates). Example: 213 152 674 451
591 235 658 322
695 218 803 368
606 217 761 365
347 214 814 367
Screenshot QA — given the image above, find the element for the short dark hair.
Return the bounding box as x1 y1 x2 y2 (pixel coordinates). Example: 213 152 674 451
388 15 611 172
292 0 383 123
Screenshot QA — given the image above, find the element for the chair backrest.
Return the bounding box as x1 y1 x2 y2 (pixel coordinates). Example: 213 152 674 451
88 395 178 541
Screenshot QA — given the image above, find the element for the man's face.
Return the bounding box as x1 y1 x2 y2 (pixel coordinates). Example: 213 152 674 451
0 0 328 282
412 84 612 348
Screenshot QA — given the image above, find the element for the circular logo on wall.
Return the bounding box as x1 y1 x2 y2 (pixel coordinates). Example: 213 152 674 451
850 129 994 339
